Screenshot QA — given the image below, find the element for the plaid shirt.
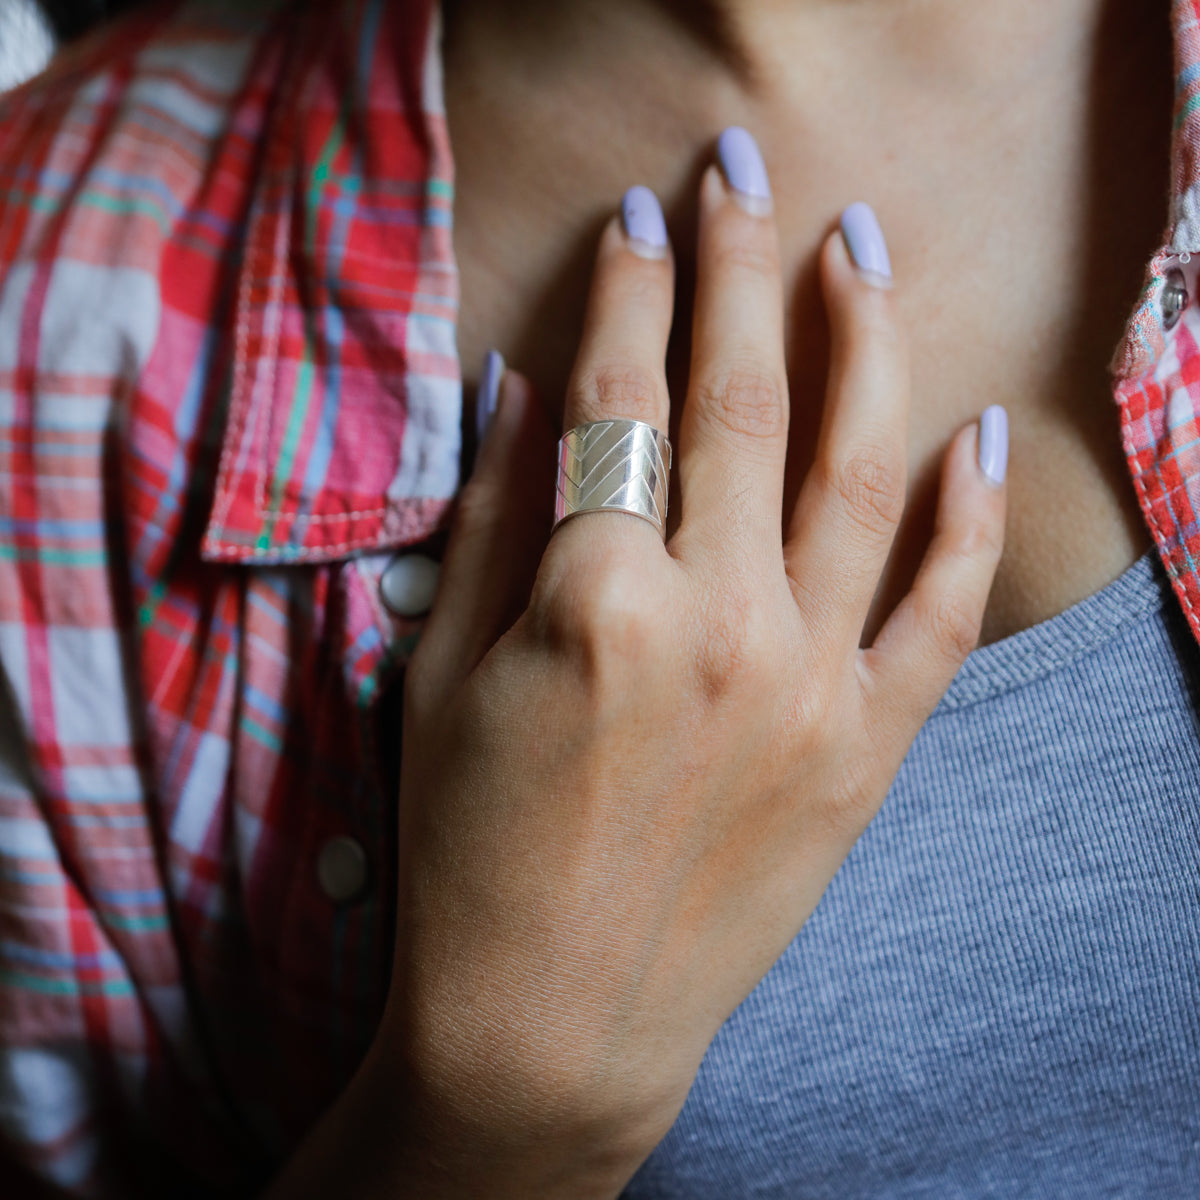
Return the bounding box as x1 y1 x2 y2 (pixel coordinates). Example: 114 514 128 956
2 0 1200 1194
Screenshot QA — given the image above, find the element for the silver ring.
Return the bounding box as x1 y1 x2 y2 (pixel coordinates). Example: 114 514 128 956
554 419 673 537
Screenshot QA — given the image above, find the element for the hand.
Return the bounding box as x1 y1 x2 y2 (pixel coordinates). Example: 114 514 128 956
380 143 1007 1198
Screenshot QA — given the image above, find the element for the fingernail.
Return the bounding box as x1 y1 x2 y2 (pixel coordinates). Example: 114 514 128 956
717 125 772 211
840 202 893 286
978 405 1008 486
621 185 669 258
477 348 505 443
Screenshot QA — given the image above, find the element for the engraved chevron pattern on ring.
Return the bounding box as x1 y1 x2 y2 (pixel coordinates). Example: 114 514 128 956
554 419 674 536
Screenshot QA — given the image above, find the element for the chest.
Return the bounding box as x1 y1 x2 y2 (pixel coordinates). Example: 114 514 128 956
450 209 1153 649
440 0 1174 648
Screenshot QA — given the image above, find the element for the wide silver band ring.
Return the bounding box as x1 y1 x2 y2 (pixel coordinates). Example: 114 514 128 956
554 418 673 537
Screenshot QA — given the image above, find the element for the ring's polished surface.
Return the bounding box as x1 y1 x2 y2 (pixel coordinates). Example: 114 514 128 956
554 419 673 537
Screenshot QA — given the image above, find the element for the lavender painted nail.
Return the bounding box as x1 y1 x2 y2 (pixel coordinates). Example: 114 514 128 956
717 126 771 205
841 202 893 284
622 185 669 257
477 348 505 444
978 405 1009 486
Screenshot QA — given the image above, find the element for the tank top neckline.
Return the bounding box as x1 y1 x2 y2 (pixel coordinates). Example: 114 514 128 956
932 547 1168 715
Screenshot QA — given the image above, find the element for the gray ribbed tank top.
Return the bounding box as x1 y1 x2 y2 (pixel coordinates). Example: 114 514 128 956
626 547 1200 1197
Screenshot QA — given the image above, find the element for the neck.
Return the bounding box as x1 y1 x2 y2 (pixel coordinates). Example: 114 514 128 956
446 0 1136 115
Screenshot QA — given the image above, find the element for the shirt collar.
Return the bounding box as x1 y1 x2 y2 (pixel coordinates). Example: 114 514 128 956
1111 1 1200 377
201 0 456 564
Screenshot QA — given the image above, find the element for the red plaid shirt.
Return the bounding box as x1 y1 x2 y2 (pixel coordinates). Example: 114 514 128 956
2 0 1200 1194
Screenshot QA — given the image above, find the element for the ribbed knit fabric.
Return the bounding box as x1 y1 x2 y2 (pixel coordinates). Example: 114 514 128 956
624 547 1200 1197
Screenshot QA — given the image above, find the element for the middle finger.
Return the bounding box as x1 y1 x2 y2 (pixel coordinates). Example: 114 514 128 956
676 127 790 566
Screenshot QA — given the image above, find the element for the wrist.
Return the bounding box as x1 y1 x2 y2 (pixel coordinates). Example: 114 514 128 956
363 1018 662 1200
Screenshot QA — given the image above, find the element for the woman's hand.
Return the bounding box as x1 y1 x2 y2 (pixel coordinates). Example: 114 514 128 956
379 133 1007 1197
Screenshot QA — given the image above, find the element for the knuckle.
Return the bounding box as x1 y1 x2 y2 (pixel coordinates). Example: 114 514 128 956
781 672 834 744
591 253 672 316
780 640 845 737
780 680 879 835
820 752 878 834
950 511 1005 563
581 571 655 643
694 608 749 699
693 597 776 703
613 264 671 307
537 556 658 668
828 448 906 535
711 216 781 279
929 590 982 662
695 362 787 441
847 292 903 350
573 362 665 425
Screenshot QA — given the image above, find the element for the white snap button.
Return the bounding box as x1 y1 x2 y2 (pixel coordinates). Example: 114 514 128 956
316 835 369 904
1163 267 1190 332
379 553 440 618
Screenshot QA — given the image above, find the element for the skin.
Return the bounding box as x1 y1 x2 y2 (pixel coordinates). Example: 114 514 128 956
264 0 1166 1194
443 0 1171 647
268 167 1006 1200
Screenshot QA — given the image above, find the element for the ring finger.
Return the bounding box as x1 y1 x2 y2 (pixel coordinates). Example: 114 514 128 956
554 186 676 549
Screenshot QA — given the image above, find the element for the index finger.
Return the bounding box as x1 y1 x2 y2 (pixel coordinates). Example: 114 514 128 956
676 128 789 564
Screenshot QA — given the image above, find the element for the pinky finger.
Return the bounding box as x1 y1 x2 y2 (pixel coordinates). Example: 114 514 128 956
857 408 1008 743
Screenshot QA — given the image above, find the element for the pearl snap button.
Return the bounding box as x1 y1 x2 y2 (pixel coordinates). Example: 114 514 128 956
1163 267 1190 332
316 835 369 904
379 553 440 618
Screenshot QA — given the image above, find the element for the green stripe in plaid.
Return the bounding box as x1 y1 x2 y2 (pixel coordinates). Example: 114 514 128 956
0 0 444 1192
